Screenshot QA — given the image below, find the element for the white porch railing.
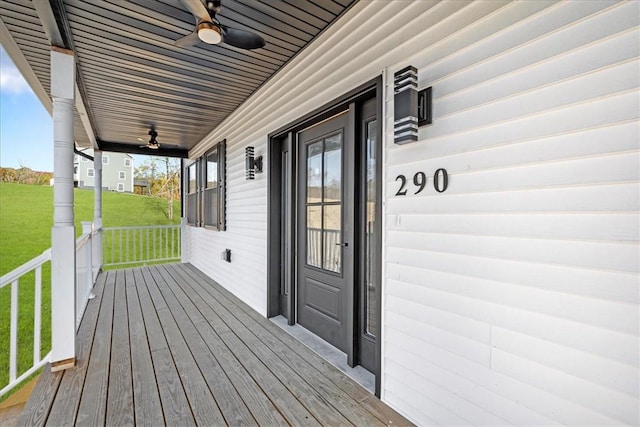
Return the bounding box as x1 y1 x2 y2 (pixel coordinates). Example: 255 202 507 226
0 249 52 398
102 225 181 268
0 224 100 398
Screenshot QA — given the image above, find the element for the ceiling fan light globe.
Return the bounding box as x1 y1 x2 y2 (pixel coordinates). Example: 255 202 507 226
197 22 222 44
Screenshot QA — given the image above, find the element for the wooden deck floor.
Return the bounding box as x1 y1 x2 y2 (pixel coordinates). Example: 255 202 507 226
18 263 412 426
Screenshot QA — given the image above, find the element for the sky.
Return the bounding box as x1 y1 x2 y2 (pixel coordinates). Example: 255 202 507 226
0 45 54 172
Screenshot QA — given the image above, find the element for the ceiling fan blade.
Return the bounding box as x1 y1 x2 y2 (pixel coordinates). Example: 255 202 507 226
174 30 201 47
221 26 265 50
179 0 210 22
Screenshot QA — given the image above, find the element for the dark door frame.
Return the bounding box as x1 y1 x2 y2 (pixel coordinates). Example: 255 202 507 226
267 76 383 396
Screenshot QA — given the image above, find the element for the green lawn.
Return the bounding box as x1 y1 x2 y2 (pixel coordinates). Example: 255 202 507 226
0 183 180 397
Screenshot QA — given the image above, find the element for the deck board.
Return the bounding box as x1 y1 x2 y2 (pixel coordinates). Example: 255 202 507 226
18 263 414 426
126 268 163 426
105 270 134 426
75 270 116 426
144 267 227 426
136 268 195 426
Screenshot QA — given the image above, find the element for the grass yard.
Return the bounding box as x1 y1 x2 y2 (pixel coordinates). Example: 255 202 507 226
0 182 180 397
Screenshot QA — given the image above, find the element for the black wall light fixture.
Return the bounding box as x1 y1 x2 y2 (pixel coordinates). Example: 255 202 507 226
245 146 263 180
394 65 433 145
394 66 418 144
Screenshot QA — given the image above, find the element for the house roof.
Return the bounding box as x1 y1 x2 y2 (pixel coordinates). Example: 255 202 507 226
0 0 355 158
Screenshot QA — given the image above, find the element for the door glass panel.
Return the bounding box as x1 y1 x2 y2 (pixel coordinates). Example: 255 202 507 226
307 141 323 204
365 119 377 336
306 205 322 268
323 134 342 203
305 132 343 273
323 204 342 273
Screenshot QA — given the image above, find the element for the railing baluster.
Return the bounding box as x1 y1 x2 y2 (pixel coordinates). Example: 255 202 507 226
9 280 18 383
33 266 42 364
110 229 114 265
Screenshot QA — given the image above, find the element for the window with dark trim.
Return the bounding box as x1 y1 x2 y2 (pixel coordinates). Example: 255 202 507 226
185 140 226 230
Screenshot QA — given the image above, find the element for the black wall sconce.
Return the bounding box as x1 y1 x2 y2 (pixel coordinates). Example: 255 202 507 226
394 65 433 145
394 66 418 145
245 146 263 180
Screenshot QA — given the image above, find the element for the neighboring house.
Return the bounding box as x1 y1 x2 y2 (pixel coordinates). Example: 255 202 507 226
74 149 133 193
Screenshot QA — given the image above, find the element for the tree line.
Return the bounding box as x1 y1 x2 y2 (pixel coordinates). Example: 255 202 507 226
0 167 52 185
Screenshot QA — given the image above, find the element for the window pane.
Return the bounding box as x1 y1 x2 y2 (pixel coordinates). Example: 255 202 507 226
365 119 377 336
204 188 218 227
306 205 322 268
306 141 322 204
188 163 197 193
187 193 197 224
207 149 218 188
323 204 341 273
323 134 342 203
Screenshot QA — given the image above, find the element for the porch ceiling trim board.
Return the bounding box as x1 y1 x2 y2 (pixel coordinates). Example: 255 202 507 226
17 264 413 426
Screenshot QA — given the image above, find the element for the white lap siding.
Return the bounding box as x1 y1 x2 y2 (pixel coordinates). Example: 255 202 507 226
188 1 639 425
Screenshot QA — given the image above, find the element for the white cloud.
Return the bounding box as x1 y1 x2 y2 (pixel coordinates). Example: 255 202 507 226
0 47 31 95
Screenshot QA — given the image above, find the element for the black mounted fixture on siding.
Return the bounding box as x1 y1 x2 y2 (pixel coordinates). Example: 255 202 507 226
394 66 418 144
245 146 263 180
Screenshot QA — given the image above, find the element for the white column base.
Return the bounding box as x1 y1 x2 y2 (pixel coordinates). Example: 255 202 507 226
51 225 76 367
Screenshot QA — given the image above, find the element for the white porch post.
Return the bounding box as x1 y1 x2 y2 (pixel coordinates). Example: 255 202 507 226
50 47 76 371
92 150 102 280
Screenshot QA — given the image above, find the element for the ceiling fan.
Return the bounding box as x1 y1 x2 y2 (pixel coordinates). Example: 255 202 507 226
138 129 177 150
175 0 265 50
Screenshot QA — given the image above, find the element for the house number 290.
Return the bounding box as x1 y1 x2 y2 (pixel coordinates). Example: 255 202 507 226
395 168 448 196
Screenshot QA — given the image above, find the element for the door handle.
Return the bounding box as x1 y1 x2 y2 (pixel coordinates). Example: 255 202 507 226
336 242 348 247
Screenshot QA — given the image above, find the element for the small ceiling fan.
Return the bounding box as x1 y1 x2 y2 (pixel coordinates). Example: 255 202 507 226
138 129 179 150
175 0 265 50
